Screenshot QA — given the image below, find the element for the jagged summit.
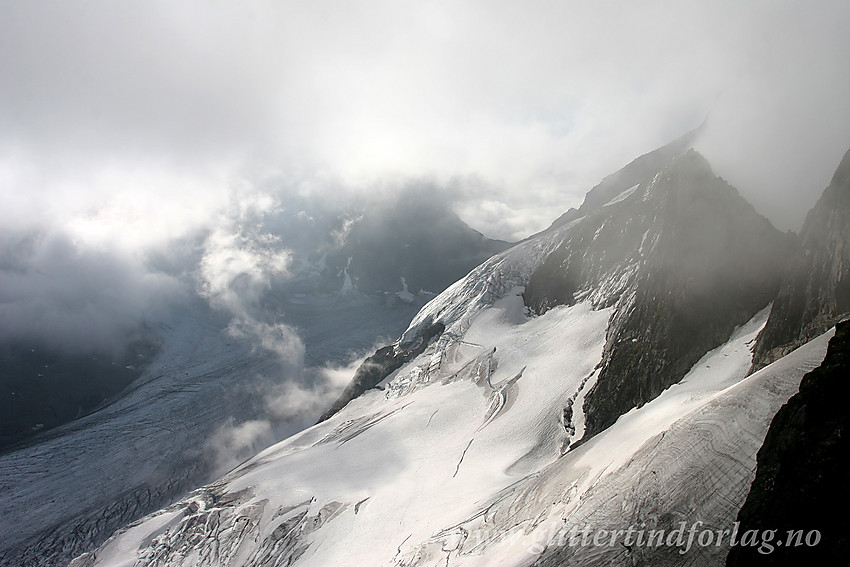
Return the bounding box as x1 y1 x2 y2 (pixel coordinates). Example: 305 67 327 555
543 126 701 233
525 149 778 311
524 147 786 439
578 128 702 211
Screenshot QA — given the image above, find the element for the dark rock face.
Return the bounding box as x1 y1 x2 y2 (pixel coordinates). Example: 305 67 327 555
525 150 786 441
751 148 850 371
726 320 850 566
323 191 510 295
318 322 445 422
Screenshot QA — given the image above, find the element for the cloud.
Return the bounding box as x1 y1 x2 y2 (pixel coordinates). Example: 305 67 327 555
1 0 849 358
263 360 362 422
196 185 307 363
454 197 556 243
205 418 274 475
226 319 305 365
205 355 364 475
197 190 290 311
2 0 848 242
693 1 850 229
0 228 181 354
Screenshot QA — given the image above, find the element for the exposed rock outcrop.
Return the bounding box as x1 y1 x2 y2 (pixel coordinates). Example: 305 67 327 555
317 321 445 422
727 320 850 566
525 150 786 440
751 148 850 370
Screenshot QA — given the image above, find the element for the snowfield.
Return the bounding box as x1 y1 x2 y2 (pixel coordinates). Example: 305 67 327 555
70 287 832 566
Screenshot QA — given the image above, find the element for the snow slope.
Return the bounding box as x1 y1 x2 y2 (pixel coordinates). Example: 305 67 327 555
70 290 610 567
70 289 832 566
401 216 581 342
0 189 510 567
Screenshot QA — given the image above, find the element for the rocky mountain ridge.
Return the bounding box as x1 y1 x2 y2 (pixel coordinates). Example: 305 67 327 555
59 138 850 567
526 149 786 440
751 148 850 370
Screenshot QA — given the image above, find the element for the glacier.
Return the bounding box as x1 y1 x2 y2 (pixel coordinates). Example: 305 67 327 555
59 138 850 566
67 215 830 566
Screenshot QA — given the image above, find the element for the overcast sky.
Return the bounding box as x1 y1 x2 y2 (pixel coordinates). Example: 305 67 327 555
3 0 850 242
2 0 850 354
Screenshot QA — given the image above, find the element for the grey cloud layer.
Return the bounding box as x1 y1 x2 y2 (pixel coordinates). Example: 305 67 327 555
1 0 849 354
0 228 181 354
2 0 849 239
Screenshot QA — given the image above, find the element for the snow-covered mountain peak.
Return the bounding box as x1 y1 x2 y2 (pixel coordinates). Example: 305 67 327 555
322 142 785 436
66 136 850 567
407 147 716 342
567 127 699 216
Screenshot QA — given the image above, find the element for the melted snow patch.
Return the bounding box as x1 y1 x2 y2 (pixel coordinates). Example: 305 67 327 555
397 276 415 303
341 257 354 293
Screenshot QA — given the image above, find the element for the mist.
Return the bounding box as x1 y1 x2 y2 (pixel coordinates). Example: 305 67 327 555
205 356 366 475
0 227 181 355
2 0 849 422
